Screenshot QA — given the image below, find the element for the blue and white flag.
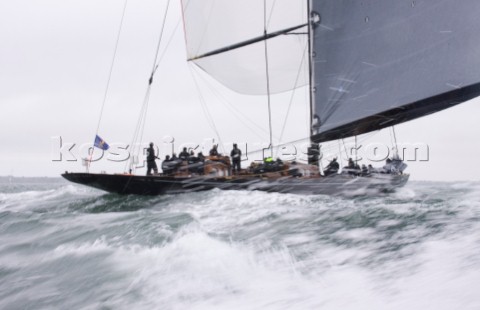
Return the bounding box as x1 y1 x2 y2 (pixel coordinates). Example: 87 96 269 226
94 135 109 150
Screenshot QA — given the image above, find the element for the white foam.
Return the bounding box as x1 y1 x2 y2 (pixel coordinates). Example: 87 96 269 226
52 237 113 258
383 234 480 310
66 220 441 310
100 228 381 309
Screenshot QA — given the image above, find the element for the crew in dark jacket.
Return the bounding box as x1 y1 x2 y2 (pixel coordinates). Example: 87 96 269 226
324 158 339 176
146 142 158 175
230 143 242 174
179 147 189 160
209 145 219 156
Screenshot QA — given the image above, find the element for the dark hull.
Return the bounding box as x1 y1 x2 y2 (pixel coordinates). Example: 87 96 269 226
61 172 409 196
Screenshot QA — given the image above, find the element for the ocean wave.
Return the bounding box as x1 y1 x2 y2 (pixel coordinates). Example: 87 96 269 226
0 184 102 212
1 181 480 309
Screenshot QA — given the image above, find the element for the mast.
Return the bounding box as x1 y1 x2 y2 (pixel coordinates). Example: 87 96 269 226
306 0 320 166
307 0 314 139
263 0 274 158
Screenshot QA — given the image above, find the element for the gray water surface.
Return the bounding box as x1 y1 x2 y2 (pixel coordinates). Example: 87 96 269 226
1 178 479 309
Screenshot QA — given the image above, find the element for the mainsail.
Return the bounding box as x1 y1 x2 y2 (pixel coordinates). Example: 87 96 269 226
310 0 480 142
182 0 480 142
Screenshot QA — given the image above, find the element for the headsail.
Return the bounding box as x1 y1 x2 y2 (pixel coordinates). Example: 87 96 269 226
181 0 308 95
311 0 480 142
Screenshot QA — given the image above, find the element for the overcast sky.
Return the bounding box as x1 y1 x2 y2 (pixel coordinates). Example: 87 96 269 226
1 0 479 181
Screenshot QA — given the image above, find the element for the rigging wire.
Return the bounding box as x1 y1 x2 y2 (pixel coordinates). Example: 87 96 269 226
391 125 400 159
188 65 226 154
355 135 358 164
337 140 343 167
157 18 182 66
124 88 152 173
126 0 171 173
190 64 276 142
342 138 349 159
241 136 311 159
188 51 306 148
188 0 215 57
276 41 308 149
266 0 278 28
88 0 129 171
95 0 129 135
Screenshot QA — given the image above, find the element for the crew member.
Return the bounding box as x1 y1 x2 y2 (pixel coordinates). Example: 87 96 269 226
324 158 339 176
161 155 173 176
209 145 219 156
146 142 158 176
347 158 355 169
230 143 242 174
368 164 375 173
179 147 189 160
345 157 361 175
361 164 369 175
383 158 393 173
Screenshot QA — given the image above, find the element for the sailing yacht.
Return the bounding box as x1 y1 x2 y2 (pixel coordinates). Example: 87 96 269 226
62 0 480 195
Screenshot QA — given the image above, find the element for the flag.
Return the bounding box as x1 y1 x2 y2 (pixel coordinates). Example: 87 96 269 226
94 135 110 150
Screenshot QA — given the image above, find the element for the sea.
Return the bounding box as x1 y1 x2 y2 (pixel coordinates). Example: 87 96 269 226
0 177 479 310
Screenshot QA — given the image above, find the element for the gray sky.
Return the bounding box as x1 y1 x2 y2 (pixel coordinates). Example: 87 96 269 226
1 0 479 181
